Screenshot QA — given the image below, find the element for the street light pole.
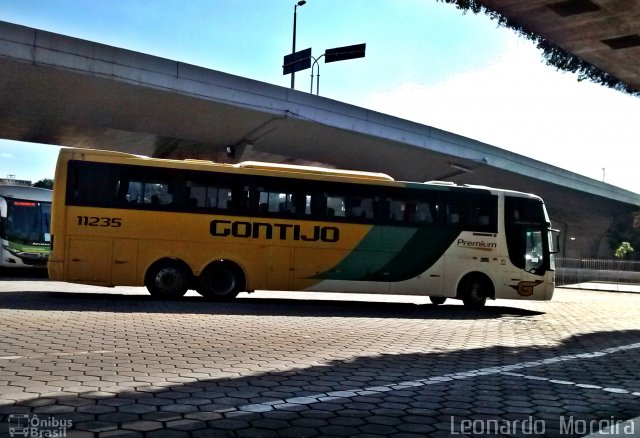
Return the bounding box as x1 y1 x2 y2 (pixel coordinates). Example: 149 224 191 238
291 0 306 89
310 55 324 95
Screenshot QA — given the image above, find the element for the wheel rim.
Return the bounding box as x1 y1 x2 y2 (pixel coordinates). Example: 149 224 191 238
155 267 184 296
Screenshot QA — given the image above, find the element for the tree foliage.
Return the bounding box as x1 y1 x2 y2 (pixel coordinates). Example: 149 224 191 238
614 242 634 259
33 178 54 190
608 210 640 259
437 0 640 96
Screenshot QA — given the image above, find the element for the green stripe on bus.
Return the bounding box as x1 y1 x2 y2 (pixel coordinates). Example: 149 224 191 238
314 226 460 282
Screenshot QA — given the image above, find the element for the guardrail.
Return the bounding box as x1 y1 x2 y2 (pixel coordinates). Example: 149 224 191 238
555 257 640 286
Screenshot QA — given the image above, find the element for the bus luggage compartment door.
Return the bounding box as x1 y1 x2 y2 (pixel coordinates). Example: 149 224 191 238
111 239 138 286
66 238 110 285
268 246 292 290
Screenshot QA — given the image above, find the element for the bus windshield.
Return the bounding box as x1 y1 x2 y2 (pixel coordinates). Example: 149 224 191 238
505 196 553 275
5 198 51 245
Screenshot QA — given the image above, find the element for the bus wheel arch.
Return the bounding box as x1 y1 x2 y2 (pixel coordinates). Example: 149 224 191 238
144 258 193 299
457 272 494 308
198 260 246 301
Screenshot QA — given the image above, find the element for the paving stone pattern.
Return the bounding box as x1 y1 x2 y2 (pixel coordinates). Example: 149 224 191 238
0 280 639 437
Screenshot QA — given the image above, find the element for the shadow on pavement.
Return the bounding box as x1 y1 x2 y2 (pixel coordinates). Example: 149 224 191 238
0 267 48 280
0 290 544 320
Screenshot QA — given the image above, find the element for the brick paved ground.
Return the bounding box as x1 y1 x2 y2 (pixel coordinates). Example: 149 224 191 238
0 276 639 437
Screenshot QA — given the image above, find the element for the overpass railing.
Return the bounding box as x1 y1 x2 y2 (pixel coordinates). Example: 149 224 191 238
555 257 640 286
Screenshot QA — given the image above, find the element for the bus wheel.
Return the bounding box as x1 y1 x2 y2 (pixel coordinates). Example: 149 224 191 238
198 262 243 301
429 296 446 305
145 260 190 299
459 274 490 308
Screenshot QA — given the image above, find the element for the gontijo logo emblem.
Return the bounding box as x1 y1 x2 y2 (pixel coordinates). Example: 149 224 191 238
511 280 543 296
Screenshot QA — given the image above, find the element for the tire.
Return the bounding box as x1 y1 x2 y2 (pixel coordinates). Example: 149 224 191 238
145 260 190 299
198 263 243 301
460 275 490 308
429 296 446 305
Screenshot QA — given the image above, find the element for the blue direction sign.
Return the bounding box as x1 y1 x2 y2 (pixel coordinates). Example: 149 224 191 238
283 48 312 75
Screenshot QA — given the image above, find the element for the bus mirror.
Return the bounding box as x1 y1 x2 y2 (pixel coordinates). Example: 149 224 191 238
549 229 560 254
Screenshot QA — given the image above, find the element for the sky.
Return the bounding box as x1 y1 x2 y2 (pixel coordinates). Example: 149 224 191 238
0 0 638 193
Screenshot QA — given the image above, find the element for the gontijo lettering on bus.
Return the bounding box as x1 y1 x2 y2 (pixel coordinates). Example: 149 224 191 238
210 219 340 242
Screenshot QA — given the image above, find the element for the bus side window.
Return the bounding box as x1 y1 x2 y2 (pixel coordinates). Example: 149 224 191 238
185 183 234 210
388 199 404 222
143 183 172 205
187 183 207 208
361 198 374 219
258 190 291 214
376 199 390 222
447 207 460 225
68 162 119 206
126 182 143 204
346 197 374 220
410 201 434 223
211 187 228 209
325 195 345 218
291 194 312 216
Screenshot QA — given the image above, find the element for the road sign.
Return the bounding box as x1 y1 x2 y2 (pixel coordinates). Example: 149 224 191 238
324 43 366 63
283 48 312 75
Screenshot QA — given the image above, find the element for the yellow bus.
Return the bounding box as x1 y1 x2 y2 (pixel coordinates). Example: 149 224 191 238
49 148 559 307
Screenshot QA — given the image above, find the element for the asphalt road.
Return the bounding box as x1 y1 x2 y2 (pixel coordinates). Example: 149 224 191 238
0 275 639 437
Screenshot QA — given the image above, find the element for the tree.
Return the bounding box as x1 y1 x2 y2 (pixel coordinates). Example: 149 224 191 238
614 242 634 260
437 0 639 96
33 178 53 190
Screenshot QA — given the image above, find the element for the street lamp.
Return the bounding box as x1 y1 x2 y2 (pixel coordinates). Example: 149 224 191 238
310 44 366 95
291 0 306 89
310 55 323 95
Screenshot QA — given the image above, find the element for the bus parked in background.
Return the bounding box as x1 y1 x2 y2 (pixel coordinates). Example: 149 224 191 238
0 185 52 268
49 148 559 307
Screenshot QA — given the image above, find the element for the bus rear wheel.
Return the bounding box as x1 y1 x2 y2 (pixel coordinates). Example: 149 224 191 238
429 296 446 305
459 274 491 308
198 262 243 301
145 260 190 299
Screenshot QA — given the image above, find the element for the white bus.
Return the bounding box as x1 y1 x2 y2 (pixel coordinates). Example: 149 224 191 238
0 185 52 268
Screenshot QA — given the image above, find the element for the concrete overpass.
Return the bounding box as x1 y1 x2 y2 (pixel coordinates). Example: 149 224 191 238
1 20 638 257
477 0 640 94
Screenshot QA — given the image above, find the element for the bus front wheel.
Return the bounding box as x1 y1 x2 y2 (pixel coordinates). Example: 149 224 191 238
459 274 491 308
198 262 244 301
145 260 190 299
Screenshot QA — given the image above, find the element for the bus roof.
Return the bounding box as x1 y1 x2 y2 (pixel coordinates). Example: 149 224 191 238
235 161 394 181
61 148 396 184
0 185 52 202
59 148 543 198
